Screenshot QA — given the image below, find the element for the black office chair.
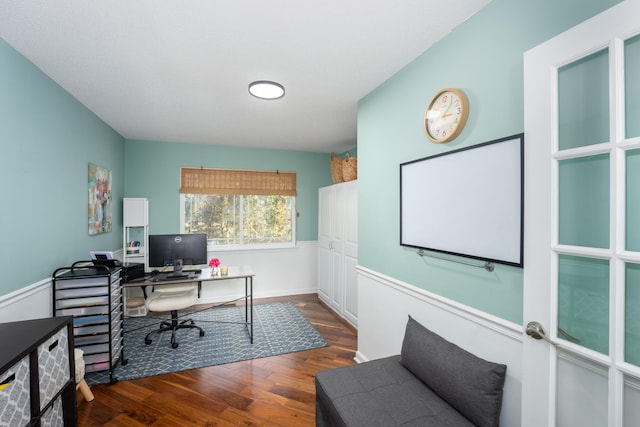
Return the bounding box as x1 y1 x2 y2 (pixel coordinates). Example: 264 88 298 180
144 283 205 348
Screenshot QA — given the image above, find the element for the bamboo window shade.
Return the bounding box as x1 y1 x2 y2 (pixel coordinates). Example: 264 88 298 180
180 168 297 196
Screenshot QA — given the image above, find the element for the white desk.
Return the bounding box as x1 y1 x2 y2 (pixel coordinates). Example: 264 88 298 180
124 265 255 343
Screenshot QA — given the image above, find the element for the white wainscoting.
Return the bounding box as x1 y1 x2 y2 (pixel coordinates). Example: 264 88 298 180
195 241 318 304
356 266 523 427
1 242 318 323
0 279 52 322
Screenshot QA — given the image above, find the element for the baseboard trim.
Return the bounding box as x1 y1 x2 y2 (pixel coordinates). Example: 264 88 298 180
354 351 368 364
316 297 358 332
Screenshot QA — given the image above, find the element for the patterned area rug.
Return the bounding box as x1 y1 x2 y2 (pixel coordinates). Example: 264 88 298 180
85 301 328 385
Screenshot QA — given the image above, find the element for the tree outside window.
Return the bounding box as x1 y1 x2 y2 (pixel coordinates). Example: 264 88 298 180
182 193 295 247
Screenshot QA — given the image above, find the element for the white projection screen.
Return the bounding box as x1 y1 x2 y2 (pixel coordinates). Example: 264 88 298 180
400 134 524 267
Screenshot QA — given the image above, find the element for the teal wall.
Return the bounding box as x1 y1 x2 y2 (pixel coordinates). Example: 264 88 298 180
0 39 125 296
124 139 331 240
357 0 621 323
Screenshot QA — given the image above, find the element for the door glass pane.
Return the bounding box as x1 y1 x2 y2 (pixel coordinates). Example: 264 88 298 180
559 154 610 248
558 254 609 354
627 149 640 251
556 350 608 427
624 376 640 427
626 35 640 139
558 49 609 150
626 263 640 366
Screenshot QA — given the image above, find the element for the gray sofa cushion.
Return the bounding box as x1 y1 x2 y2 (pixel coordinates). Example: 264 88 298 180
400 316 507 427
315 355 475 427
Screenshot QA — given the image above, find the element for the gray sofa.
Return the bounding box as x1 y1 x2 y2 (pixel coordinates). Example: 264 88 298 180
315 316 507 427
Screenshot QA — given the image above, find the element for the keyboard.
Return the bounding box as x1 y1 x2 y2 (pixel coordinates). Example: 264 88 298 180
165 272 193 280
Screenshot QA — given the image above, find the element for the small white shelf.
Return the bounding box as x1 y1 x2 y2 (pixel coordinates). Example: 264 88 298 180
123 198 149 272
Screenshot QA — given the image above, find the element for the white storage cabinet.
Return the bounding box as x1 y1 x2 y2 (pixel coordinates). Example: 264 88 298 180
317 180 358 327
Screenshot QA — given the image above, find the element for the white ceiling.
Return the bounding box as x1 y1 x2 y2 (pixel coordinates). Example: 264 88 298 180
0 0 491 153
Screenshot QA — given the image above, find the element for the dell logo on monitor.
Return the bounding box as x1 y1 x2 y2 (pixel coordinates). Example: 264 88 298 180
174 236 182 243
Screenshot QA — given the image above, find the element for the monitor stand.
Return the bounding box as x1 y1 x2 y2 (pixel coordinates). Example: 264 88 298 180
165 258 191 279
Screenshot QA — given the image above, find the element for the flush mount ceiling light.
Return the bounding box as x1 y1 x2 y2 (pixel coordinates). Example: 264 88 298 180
248 80 285 100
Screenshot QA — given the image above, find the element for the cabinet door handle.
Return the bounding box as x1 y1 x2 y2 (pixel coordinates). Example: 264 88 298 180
48 340 59 352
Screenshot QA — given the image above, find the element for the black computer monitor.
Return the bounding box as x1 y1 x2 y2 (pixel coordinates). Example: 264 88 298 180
148 233 207 277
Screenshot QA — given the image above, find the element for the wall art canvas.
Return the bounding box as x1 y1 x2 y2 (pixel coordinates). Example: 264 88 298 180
88 163 112 235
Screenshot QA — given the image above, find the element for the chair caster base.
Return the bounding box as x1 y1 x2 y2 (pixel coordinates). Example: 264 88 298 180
144 309 204 349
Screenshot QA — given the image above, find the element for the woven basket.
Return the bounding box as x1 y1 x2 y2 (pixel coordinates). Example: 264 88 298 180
330 152 344 184
343 153 357 182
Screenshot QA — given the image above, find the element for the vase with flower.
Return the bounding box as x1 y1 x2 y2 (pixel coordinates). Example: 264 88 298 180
208 257 221 276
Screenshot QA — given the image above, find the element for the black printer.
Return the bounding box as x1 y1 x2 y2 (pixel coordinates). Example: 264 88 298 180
120 262 145 282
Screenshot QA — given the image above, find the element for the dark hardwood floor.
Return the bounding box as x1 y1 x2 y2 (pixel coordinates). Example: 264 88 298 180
76 294 357 426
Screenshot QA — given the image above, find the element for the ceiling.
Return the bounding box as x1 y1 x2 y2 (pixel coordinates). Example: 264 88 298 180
0 0 491 153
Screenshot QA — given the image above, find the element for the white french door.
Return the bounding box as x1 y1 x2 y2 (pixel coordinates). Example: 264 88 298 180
523 1 640 426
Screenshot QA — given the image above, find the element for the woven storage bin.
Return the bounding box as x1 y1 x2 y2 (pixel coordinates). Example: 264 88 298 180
343 153 357 182
330 152 344 184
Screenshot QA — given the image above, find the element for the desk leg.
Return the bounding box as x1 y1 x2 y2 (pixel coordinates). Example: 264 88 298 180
245 277 254 344
244 277 253 344
245 278 248 324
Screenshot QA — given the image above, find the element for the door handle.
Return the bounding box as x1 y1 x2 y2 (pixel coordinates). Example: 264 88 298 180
525 321 553 344
525 321 581 344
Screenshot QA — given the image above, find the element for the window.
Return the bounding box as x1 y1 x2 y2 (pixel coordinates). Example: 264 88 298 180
180 168 296 250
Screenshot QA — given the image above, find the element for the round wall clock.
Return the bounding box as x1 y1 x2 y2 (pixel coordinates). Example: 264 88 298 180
424 88 469 143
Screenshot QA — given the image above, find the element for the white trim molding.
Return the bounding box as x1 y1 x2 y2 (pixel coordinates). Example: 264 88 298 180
1 242 318 322
356 265 523 427
199 240 317 303
0 278 52 322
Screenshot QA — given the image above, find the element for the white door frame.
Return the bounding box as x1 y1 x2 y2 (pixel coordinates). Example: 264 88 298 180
523 1 640 426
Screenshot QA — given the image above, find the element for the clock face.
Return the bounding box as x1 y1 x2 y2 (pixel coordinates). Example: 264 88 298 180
424 88 469 143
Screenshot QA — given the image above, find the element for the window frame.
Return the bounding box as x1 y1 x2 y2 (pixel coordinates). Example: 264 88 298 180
179 193 297 252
